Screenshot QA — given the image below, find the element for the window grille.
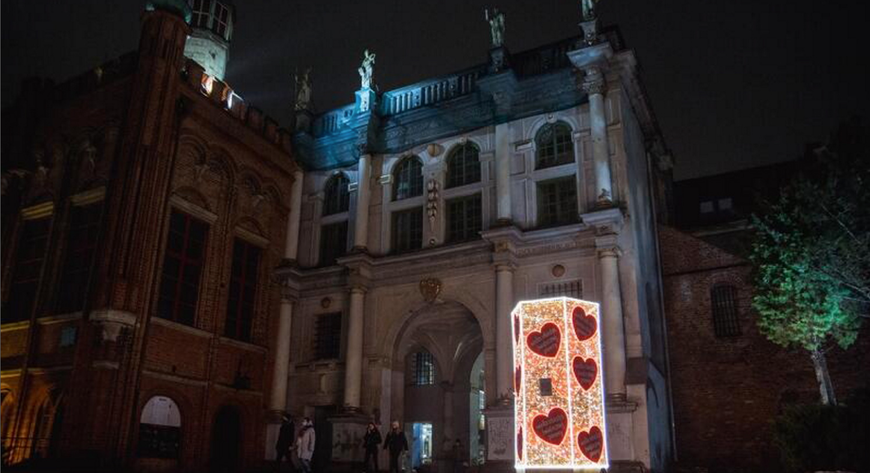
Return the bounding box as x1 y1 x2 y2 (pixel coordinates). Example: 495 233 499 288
157 211 209 326
537 176 578 227
319 221 349 266
414 351 435 385
538 280 583 299
711 285 741 337
314 313 342 360
392 208 423 253
446 194 482 243
393 157 423 201
535 122 574 169
446 143 481 188
323 174 350 216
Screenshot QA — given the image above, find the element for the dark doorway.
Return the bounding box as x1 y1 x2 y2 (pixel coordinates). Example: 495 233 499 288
210 406 242 473
312 406 335 473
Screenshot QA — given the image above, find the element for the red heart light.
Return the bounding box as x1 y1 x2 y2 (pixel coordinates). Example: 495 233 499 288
514 365 522 392
572 306 597 341
532 407 568 445
526 322 561 357
577 426 603 462
572 357 597 391
517 427 523 460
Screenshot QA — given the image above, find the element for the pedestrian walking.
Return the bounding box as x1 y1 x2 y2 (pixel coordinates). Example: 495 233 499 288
362 422 382 473
297 417 316 473
383 421 408 473
275 413 296 472
451 439 464 473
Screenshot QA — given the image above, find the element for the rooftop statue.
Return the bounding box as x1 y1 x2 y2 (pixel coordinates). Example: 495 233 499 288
358 50 376 90
581 0 600 21
295 67 312 111
484 7 505 48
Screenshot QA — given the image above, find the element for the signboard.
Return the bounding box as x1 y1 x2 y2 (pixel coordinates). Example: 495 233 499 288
512 297 608 470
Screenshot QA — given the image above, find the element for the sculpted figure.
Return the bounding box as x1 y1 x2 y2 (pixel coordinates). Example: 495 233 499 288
295 67 312 111
581 0 600 21
484 7 505 48
358 50 376 90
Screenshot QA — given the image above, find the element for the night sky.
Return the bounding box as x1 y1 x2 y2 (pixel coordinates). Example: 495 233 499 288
2 0 866 180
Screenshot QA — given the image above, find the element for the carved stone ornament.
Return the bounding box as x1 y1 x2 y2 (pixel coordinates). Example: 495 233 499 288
419 277 442 303
426 179 440 225
321 297 332 309
552 264 566 278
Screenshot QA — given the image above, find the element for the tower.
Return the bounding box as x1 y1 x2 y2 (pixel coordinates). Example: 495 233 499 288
183 0 235 80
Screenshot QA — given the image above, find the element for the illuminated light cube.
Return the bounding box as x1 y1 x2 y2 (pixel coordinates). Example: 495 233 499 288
512 297 608 470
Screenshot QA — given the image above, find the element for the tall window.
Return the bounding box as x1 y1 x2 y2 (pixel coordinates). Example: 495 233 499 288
191 0 211 28
446 194 482 243
535 122 574 169
446 143 481 188
392 208 423 253
56 202 103 313
413 351 435 385
313 313 342 360
225 239 261 341
320 221 348 266
537 176 578 227
213 2 231 39
393 157 423 201
4 216 52 323
323 174 350 216
157 211 209 326
711 285 741 337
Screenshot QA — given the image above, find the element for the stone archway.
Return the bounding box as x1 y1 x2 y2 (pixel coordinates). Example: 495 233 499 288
391 300 484 473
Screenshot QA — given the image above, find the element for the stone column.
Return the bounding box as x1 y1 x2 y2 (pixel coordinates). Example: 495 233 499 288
285 169 304 260
269 294 295 412
353 154 372 250
494 123 512 224
583 67 613 207
597 245 626 402
343 286 366 408
442 382 455 445
495 263 515 400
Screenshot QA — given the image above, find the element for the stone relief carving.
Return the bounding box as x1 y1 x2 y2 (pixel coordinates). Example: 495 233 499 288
419 277 442 303
426 178 440 226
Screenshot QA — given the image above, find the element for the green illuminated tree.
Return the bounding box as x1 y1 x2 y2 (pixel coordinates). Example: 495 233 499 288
750 117 868 405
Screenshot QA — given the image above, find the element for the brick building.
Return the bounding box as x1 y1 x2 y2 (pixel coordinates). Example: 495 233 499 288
660 165 870 472
1 1 301 471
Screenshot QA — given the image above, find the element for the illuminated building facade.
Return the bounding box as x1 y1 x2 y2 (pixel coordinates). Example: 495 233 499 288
277 16 675 473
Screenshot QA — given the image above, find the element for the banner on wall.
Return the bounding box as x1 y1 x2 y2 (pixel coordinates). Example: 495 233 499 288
512 297 608 470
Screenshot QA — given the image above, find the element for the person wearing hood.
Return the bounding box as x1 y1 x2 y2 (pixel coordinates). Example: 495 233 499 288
297 417 315 473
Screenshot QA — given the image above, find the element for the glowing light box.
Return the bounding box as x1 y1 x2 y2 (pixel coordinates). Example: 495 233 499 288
512 297 608 470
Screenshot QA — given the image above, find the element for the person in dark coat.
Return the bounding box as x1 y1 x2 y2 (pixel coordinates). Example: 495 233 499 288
383 421 408 473
275 413 296 472
362 422 382 473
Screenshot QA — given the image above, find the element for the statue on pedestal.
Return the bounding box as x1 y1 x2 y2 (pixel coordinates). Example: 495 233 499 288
484 7 505 48
581 0 600 21
294 67 312 111
358 50 376 90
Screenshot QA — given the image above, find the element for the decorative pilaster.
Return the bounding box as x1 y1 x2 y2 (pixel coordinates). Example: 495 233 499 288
285 169 304 261
494 123 512 224
596 241 627 403
495 262 516 402
352 154 371 251
343 285 366 409
269 291 295 413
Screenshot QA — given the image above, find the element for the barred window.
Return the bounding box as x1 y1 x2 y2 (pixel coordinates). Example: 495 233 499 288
4 216 52 323
539 280 583 299
225 239 261 342
320 221 349 266
393 157 423 201
535 122 574 169
446 143 481 188
323 173 350 216
392 207 423 253
413 351 435 385
537 176 578 227
157 211 209 326
446 194 482 243
711 285 741 337
314 313 342 360
57 202 103 313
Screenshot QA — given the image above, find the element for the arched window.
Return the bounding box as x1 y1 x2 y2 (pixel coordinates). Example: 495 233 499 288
535 122 574 169
138 396 182 459
710 285 740 337
413 351 435 386
323 173 350 216
393 157 423 201
446 143 481 188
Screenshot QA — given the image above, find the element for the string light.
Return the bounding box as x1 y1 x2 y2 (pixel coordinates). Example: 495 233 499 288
512 297 609 470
